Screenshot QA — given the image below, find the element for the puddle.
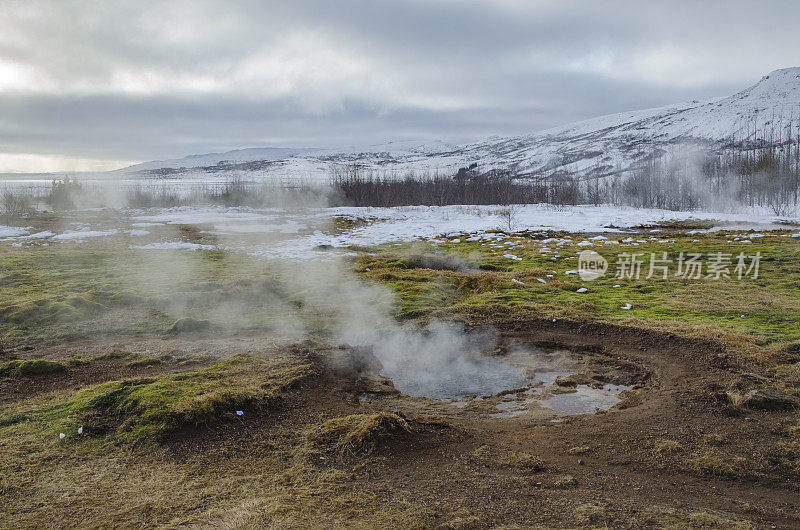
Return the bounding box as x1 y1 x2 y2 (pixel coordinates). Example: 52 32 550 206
472 381 632 419
377 338 638 418
537 384 632 415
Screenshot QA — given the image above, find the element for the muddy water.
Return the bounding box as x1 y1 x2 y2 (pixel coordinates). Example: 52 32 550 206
537 384 632 414
382 346 635 418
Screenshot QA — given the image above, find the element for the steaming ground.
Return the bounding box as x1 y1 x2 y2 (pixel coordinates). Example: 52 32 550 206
0 201 797 400
4 203 800 527
2 202 792 399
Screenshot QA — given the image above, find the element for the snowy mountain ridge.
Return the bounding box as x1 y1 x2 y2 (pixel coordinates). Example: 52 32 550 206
124 67 800 181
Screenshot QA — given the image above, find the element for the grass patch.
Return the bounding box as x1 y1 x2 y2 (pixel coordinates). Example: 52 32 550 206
2 353 313 445
0 245 314 341
126 356 163 368
362 230 800 366
0 359 67 378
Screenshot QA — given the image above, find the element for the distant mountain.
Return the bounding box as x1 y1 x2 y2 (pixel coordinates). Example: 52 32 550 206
125 147 320 171
124 67 800 181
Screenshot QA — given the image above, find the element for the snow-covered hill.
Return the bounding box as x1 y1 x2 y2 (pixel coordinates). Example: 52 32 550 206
123 67 800 181
128 147 320 171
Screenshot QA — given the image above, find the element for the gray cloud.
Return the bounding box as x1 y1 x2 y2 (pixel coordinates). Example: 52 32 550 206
1 0 799 171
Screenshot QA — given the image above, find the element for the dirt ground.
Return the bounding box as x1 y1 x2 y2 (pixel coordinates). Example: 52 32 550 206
2 320 799 528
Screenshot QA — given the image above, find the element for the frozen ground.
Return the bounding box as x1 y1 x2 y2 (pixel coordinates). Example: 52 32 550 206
0 203 796 259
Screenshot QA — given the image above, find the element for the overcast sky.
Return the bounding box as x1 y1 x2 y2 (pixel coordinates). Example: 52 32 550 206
1 0 799 172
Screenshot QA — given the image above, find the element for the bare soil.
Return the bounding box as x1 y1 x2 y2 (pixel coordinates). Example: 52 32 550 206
3 321 799 528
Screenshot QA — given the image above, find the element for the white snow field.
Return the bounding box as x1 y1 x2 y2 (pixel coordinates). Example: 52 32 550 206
0 204 794 260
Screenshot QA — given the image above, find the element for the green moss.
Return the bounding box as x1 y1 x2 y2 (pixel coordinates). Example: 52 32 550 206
361 232 800 349
0 359 67 378
5 354 313 445
126 356 163 368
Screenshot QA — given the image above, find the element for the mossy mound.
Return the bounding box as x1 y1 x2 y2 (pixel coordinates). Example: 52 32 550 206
311 412 411 453
15 354 313 445
126 356 162 368
0 359 67 378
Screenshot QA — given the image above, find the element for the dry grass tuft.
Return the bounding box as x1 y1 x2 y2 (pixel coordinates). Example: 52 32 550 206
686 451 751 479
310 412 411 453
502 451 547 472
440 508 482 529
97 347 133 360
701 433 728 446
552 474 578 488
574 502 610 527
642 506 753 529
653 439 684 455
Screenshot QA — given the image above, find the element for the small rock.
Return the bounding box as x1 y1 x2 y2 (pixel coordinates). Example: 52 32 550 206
740 389 800 411
578 458 584 465
554 376 578 388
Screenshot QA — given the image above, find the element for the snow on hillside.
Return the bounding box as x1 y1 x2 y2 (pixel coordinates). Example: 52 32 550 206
127 147 320 171
123 68 800 182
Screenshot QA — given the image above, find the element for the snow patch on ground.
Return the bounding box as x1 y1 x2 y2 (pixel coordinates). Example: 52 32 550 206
3 203 793 260
51 229 119 240
129 241 216 251
0 226 29 238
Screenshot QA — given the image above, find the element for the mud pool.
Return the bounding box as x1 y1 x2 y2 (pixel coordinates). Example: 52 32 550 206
379 346 637 418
